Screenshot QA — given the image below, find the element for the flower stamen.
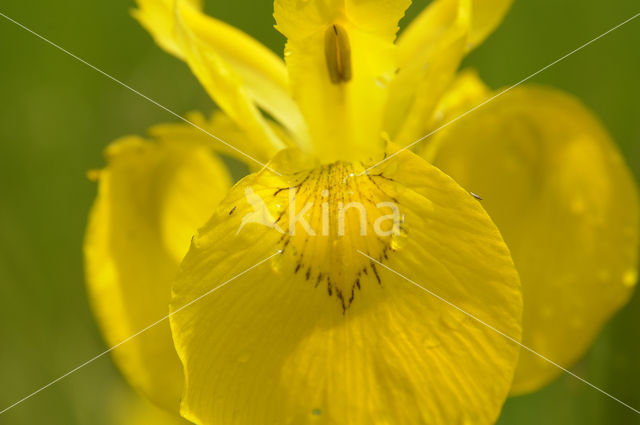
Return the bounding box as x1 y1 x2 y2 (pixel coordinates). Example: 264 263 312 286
324 24 352 84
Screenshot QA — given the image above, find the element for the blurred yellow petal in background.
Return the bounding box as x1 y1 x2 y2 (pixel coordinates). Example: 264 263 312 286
84 133 231 411
429 86 638 394
110 386 191 425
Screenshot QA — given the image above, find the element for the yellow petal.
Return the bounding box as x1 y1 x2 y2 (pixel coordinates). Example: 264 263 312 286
386 0 471 145
403 0 512 54
274 0 411 161
430 69 491 124
132 0 202 58
466 0 513 48
388 0 513 146
110 387 189 425
148 110 291 169
429 86 639 394
84 134 231 411
170 147 522 424
134 0 308 145
422 69 491 161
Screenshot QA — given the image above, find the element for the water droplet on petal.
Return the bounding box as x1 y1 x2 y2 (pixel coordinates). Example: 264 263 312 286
375 77 388 88
271 253 286 273
389 217 407 250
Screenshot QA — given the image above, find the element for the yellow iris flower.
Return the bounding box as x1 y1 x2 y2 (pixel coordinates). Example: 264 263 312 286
83 0 639 424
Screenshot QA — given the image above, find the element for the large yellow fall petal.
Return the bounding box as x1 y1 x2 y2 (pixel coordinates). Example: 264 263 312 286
274 0 411 161
133 0 308 144
84 135 231 411
429 86 639 394
170 148 522 425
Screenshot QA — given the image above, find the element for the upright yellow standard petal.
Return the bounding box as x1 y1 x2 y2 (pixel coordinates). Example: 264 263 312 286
133 0 202 58
274 0 411 161
422 69 491 161
403 0 512 54
386 0 471 145
84 135 231 410
134 0 308 144
134 0 290 156
147 110 293 170
388 0 512 146
466 0 513 48
429 69 491 126
429 86 639 394
170 148 522 424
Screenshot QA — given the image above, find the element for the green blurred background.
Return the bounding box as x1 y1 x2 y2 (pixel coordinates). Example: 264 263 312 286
0 0 638 424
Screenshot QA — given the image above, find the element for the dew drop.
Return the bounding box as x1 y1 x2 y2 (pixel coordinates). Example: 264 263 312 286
389 216 407 251
312 408 322 416
271 252 286 274
389 235 405 251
